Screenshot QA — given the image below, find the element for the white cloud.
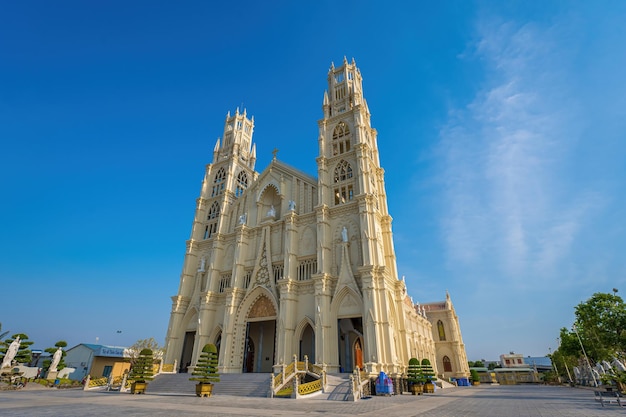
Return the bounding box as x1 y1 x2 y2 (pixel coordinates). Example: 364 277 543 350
438 17 599 288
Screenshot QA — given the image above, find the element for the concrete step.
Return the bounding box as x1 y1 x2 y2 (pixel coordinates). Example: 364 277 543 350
147 373 271 397
315 373 353 401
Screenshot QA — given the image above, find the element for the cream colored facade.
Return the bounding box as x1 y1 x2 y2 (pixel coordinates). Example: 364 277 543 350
165 58 469 379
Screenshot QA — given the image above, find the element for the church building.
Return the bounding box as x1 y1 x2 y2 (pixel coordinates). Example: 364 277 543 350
164 58 469 380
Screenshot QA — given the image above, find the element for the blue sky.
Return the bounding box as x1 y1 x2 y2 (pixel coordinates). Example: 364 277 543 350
1 1 625 361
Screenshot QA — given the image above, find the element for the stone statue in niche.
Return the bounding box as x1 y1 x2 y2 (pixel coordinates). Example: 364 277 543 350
238 213 247 225
198 257 206 272
342 226 348 242
267 205 276 217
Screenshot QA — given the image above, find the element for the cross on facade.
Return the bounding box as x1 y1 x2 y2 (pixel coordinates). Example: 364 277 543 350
272 148 279 160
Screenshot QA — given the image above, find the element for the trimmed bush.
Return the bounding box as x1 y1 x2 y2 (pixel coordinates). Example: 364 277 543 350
470 369 480 383
407 357 425 384
190 344 220 384
421 358 437 381
128 348 154 383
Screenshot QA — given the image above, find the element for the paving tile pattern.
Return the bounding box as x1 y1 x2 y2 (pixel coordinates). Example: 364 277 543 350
1 383 624 416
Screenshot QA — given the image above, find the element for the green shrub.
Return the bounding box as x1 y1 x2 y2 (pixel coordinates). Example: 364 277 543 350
190 344 220 384
421 358 437 381
128 348 154 383
470 369 480 382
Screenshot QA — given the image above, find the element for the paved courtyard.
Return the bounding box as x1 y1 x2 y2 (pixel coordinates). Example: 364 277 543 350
0 384 624 416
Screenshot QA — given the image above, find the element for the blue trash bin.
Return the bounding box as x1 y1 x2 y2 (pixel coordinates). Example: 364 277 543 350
375 371 394 395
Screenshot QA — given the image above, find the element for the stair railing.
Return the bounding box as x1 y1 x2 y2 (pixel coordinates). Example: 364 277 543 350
270 355 326 398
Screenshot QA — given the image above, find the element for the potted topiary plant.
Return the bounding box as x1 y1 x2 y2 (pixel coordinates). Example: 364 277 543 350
128 348 154 394
421 358 437 393
407 357 424 395
189 343 220 397
470 369 480 386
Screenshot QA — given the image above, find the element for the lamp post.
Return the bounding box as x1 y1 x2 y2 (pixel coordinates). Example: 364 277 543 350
572 324 598 387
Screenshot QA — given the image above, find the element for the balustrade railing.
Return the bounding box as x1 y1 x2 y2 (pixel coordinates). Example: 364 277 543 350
270 355 326 398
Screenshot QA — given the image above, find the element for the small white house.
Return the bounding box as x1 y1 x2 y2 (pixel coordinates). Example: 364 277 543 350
64 344 130 381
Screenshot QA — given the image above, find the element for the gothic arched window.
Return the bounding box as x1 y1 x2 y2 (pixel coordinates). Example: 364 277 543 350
437 320 446 341
204 202 220 239
211 167 226 197
235 171 248 197
333 159 354 205
207 202 220 220
332 122 351 156
443 355 452 372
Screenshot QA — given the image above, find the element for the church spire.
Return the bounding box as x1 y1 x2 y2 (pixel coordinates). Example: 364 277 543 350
323 57 363 118
211 108 256 168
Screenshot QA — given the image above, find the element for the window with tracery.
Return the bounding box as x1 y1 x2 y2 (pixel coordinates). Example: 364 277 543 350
235 171 248 197
297 258 317 281
207 201 220 220
242 270 252 289
204 202 220 239
332 122 351 156
211 167 226 197
333 159 354 205
437 320 446 341
272 263 284 283
218 274 231 293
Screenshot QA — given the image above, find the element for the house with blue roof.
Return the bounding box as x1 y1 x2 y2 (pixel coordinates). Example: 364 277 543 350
64 343 130 381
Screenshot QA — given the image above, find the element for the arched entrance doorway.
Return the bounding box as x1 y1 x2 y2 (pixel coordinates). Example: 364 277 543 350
242 294 277 373
299 323 315 361
337 317 363 373
180 331 195 373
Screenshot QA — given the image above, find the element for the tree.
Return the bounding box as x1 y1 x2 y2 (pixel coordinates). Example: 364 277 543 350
470 369 480 383
128 349 155 383
421 358 437 382
550 291 626 381
407 358 424 384
43 340 68 372
550 328 579 382
0 333 34 365
189 344 220 384
573 292 626 361
127 338 164 367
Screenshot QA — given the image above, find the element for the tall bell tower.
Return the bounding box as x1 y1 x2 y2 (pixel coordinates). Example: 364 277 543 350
165 108 257 366
316 57 403 371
